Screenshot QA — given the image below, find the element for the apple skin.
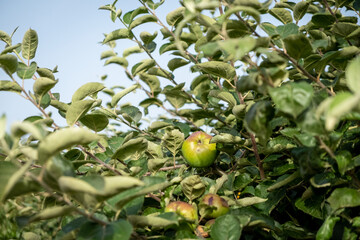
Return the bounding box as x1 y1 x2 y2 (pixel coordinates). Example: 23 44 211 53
181 131 217 168
199 193 229 219
164 201 198 222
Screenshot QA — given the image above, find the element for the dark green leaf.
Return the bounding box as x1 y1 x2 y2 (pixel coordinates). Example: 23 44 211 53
293 1 309 22
210 214 242 240
80 113 109 132
112 138 148 160
167 58 189 71
0 54 18 75
316 216 340 240
283 34 313 60
16 61 37 79
269 8 293 24
327 188 360 210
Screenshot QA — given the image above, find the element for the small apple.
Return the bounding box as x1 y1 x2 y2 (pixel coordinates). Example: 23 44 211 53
164 201 198 222
199 193 229 219
181 131 217 168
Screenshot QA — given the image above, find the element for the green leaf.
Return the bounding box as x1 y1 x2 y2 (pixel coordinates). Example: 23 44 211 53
50 99 69 112
1 43 21 55
129 15 157 30
10 121 44 140
217 37 256 61
210 214 242 240
345 56 360 94
77 220 133 240
269 82 314 118
104 56 129 67
269 8 293 24
33 77 58 102
37 127 99 163
100 50 116 60
127 214 178 228
111 84 139 107
36 67 55 80
0 162 18 201
276 23 299 39
316 216 340 240
16 62 37 79
21 29 38 60
66 99 95 126
140 31 157 44
208 90 237 108
80 113 109 132
120 105 142 124
283 34 313 60
166 7 185 26
167 58 189 71
72 82 105 102
331 22 359 38
0 54 18 75
123 6 148 24
132 59 156 75
139 73 161 96
295 196 323 220
327 188 360 210
235 197 268 207
335 151 352 175
112 138 148 160
29 206 75 223
181 175 205 201
103 29 133 44
162 129 184 156
196 61 236 80
311 13 336 28
293 1 309 22
0 80 22 93
122 46 143 57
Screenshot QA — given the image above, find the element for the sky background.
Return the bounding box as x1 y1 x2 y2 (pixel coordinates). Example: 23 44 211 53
0 0 183 130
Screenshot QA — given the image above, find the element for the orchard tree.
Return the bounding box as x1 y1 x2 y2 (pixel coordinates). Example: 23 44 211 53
1 0 360 239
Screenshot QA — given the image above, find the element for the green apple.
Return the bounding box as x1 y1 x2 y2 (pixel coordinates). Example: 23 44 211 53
164 201 198 222
181 131 217 168
199 193 229 219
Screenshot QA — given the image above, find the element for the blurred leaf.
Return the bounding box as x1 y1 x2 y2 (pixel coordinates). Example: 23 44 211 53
327 188 360 210
269 8 293 24
293 1 309 22
283 34 313 60
66 99 95 126
269 82 313 118
29 206 75 223
345 56 360 94
196 61 236 80
111 84 139 107
21 29 38 60
80 113 109 132
100 50 116 60
33 77 58 103
235 197 267 207
77 220 133 240
103 29 132 44
210 214 242 240
129 15 157 30
0 80 22 93
10 121 44 140
181 175 205 201
316 216 340 240
16 62 37 79
112 137 148 160
217 37 256 61
72 82 105 102
104 56 129 67
0 54 18 75
37 127 99 163
122 45 143 57
127 214 178 228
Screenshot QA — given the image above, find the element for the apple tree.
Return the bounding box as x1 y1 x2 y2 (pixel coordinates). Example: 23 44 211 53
1 0 360 239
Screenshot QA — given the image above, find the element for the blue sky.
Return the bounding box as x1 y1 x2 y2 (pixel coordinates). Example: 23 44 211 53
0 0 182 129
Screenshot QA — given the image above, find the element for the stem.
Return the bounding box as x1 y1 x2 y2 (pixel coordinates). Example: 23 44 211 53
250 133 265 179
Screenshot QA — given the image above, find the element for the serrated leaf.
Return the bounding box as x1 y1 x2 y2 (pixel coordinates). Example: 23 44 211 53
33 77 58 102
346 56 360 94
0 54 18 75
66 99 95 126
269 8 293 24
16 62 37 79
0 80 22 93
167 58 189 71
80 113 109 132
112 138 148 160
37 127 99 163
104 56 128 67
21 29 38 60
111 84 139 107
196 61 236 80
103 29 132 44
129 15 157 30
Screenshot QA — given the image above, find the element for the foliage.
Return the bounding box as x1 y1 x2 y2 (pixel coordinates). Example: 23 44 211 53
1 0 360 239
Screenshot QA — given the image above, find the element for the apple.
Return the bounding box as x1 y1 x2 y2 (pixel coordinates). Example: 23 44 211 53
199 193 229 219
164 201 198 222
181 131 217 168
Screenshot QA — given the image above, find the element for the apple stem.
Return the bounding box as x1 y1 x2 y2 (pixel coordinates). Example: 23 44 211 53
250 133 265 180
